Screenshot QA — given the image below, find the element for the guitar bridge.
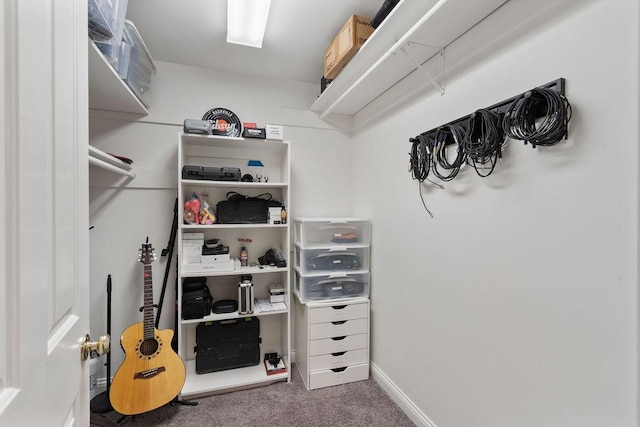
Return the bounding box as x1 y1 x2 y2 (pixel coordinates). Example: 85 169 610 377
134 366 166 379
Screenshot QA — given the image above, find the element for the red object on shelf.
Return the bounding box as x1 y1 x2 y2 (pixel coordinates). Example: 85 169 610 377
264 360 286 376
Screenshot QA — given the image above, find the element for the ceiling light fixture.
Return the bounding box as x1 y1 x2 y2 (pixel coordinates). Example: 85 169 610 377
227 0 272 48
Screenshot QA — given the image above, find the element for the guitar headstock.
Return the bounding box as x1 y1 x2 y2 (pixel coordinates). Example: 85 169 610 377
138 238 157 265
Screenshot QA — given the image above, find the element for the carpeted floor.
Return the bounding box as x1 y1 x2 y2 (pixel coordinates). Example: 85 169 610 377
94 364 415 426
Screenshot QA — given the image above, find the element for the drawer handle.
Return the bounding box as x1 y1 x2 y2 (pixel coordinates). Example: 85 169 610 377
332 321 347 325
331 351 346 357
331 336 346 341
332 305 347 310
331 367 348 373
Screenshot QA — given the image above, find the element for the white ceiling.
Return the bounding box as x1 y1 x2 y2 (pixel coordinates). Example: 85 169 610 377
125 0 384 85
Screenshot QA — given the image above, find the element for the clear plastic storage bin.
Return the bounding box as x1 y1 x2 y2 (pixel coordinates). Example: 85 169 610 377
295 270 369 303
88 0 128 45
95 39 131 78
294 218 371 248
123 20 156 104
294 244 370 274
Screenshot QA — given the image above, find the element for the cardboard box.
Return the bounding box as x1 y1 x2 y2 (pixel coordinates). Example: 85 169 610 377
324 15 374 80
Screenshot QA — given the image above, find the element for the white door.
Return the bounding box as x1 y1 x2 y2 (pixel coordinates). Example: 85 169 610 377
0 0 91 425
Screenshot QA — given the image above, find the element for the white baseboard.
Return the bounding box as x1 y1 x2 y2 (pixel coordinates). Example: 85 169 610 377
370 362 438 427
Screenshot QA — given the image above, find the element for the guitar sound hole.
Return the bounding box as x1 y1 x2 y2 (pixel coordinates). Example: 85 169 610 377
140 338 159 356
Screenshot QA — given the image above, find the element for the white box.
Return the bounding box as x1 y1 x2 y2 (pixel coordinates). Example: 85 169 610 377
266 124 283 140
182 232 203 264
269 283 285 303
183 232 204 240
183 246 202 264
181 260 235 274
269 207 283 224
201 253 231 264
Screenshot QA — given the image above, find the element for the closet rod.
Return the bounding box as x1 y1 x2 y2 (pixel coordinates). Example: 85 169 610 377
89 156 136 178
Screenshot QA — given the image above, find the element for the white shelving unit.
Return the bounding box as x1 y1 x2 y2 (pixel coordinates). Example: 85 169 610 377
310 0 508 118
177 133 291 398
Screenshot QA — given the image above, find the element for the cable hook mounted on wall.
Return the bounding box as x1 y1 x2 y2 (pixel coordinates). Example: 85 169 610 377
408 78 572 217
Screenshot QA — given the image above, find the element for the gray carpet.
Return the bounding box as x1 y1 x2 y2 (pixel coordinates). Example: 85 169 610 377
97 365 415 426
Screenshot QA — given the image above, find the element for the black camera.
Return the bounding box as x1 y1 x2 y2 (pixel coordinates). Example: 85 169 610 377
258 248 286 268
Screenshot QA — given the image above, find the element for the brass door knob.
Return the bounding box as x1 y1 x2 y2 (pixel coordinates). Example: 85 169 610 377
81 334 110 361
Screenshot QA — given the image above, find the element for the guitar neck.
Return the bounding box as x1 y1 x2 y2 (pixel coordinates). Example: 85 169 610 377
143 264 155 340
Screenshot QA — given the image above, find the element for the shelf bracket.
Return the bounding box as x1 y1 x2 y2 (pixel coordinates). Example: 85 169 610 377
397 43 445 96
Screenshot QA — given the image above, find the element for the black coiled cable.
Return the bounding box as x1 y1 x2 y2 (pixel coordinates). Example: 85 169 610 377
502 87 572 148
409 134 432 182
432 124 467 181
463 109 505 177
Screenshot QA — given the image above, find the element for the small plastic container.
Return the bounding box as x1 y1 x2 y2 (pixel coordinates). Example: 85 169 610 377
95 39 131 78
88 0 129 45
122 20 157 104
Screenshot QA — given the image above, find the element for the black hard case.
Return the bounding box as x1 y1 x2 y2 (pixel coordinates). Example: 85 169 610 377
195 317 261 374
182 166 241 181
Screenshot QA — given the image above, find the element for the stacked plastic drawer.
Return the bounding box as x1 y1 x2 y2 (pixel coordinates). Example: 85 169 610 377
294 218 371 302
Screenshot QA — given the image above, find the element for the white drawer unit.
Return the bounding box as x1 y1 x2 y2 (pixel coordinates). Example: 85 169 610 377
294 298 370 390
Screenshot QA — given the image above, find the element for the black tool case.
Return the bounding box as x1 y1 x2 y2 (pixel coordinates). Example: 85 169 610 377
195 317 261 374
182 166 241 181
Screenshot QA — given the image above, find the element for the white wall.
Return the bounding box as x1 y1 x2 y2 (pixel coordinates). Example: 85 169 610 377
349 0 638 426
89 63 352 382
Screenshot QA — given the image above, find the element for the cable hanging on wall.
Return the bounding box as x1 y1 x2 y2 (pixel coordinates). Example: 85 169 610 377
407 78 572 218
463 109 505 178
502 87 572 148
432 123 467 181
408 133 444 218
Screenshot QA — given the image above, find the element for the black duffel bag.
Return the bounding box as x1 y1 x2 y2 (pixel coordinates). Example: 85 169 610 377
182 277 213 320
216 192 283 224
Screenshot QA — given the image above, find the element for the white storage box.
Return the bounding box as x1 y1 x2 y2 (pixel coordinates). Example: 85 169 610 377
294 244 369 274
295 270 369 303
294 218 371 247
182 233 203 264
201 253 230 264
181 261 235 274
269 283 285 303
122 20 156 105
88 0 128 45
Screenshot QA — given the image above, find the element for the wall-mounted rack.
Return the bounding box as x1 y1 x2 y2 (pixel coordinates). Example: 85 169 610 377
410 78 566 144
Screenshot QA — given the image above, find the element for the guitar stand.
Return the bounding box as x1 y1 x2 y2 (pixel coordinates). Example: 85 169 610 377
171 397 198 407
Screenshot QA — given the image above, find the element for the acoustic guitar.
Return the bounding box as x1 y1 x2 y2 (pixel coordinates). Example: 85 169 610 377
110 239 186 415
